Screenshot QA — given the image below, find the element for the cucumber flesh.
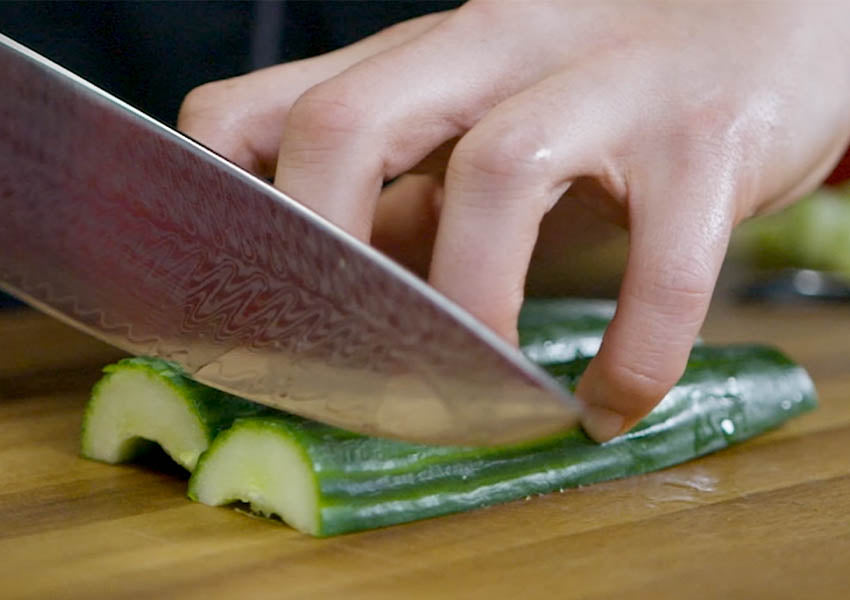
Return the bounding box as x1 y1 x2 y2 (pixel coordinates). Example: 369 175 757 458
81 357 271 471
188 344 816 537
82 359 208 470
189 421 320 535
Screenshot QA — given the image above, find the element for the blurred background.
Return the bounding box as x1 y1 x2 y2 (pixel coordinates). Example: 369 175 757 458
0 0 462 126
2 0 849 309
0 0 461 308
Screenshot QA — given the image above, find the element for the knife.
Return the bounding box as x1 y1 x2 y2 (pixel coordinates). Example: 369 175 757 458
0 34 580 445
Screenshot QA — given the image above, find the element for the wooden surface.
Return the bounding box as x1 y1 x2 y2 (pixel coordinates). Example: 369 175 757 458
1 303 848 599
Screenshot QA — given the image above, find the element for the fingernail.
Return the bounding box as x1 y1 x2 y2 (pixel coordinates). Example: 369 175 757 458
581 404 624 443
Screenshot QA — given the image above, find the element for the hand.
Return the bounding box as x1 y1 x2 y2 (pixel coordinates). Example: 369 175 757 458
178 0 850 441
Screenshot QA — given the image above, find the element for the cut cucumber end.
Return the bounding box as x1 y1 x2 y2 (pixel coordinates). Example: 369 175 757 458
81 363 210 471
188 420 320 536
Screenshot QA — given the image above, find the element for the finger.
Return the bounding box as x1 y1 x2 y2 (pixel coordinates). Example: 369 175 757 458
371 174 443 277
429 66 634 343
177 11 449 176
273 4 571 240
577 158 736 442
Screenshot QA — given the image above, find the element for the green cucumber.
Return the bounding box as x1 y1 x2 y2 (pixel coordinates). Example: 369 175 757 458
519 298 615 364
187 344 815 537
80 298 615 470
81 357 272 471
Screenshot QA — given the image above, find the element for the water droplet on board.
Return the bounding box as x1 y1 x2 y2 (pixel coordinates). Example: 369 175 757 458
720 418 735 436
726 376 739 394
780 400 792 411
658 471 719 497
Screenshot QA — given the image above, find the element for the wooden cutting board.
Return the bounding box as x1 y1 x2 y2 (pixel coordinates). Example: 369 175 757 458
1 303 848 599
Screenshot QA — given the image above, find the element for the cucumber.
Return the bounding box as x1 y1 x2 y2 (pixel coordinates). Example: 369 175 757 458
81 357 272 471
81 300 815 536
188 344 816 537
518 298 615 364
80 298 615 470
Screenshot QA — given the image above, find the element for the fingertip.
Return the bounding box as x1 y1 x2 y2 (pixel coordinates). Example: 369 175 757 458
575 360 633 443
580 402 626 443
575 348 677 442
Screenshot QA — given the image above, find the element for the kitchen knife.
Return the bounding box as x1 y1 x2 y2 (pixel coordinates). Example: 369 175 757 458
0 34 580 445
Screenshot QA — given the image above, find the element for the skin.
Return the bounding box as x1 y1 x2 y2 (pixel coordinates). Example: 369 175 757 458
178 0 850 442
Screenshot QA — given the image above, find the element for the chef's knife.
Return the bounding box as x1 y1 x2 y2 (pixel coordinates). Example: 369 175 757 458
0 34 580 445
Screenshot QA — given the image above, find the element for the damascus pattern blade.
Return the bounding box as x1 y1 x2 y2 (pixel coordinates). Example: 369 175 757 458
0 35 580 445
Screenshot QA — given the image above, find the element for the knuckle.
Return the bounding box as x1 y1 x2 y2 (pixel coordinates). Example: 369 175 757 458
450 122 551 184
687 100 738 137
286 84 370 144
457 0 509 27
280 84 380 172
673 100 759 168
655 267 713 308
628 263 714 326
177 85 209 123
177 80 232 129
177 80 259 171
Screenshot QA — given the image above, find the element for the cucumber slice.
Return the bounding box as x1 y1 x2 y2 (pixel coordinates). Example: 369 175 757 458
189 420 322 534
81 357 271 471
188 345 816 537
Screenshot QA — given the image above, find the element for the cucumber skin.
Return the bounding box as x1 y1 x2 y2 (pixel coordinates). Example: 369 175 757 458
190 345 816 537
82 357 274 459
519 299 615 364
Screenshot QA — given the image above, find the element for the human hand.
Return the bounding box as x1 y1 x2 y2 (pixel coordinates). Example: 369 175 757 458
178 0 850 441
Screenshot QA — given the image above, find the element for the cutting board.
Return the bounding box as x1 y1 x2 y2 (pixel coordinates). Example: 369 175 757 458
1 303 849 599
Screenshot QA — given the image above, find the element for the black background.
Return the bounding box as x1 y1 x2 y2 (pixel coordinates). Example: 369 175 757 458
0 0 462 307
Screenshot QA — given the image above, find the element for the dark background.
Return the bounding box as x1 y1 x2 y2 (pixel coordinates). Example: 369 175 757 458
0 0 462 307
0 1 462 124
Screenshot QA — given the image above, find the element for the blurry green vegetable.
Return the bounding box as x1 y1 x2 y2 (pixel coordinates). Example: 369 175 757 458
732 183 850 279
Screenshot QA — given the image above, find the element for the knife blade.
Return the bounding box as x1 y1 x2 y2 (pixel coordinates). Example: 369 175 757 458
0 34 580 445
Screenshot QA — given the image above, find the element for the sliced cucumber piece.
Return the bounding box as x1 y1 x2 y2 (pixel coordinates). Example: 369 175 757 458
81 357 271 471
189 420 321 534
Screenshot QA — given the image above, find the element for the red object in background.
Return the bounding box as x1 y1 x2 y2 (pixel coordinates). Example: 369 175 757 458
825 146 850 185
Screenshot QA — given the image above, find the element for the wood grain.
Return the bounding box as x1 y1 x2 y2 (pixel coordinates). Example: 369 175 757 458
0 303 848 599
